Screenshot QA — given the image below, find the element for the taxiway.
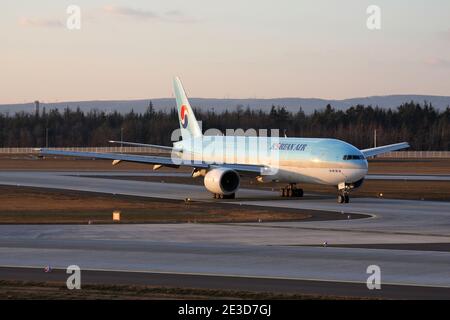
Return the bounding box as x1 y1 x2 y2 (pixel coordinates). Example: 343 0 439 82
0 170 449 298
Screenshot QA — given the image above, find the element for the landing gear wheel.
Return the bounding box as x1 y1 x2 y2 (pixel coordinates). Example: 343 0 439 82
281 184 303 198
293 188 304 197
344 194 350 203
287 189 293 197
213 193 235 199
337 194 345 204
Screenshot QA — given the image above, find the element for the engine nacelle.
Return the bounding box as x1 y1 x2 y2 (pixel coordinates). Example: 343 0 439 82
204 168 240 195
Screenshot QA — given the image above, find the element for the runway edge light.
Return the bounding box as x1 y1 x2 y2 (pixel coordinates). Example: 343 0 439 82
113 211 121 222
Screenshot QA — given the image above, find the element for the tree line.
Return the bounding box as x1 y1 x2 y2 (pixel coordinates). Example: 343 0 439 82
0 101 448 150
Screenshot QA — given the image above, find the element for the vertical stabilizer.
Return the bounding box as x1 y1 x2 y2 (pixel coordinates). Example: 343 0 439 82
173 77 202 140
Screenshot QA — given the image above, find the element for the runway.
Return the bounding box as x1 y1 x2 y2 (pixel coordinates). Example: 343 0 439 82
2 266 449 299
366 174 450 181
0 170 449 298
2 170 449 180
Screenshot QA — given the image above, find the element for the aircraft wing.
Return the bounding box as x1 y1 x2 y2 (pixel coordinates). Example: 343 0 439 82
361 142 410 158
37 148 266 174
108 140 180 152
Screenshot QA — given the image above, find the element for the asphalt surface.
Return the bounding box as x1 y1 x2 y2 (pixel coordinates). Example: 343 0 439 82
1 170 449 180
1 266 449 299
0 170 449 298
317 243 450 252
366 174 450 181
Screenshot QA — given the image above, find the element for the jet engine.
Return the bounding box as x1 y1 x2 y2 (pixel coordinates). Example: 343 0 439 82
204 168 240 196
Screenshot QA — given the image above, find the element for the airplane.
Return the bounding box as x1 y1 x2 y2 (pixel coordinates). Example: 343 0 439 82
38 77 409 204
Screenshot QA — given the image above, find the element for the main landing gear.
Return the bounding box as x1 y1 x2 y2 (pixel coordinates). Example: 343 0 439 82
213 193 235 199
280 183 304 198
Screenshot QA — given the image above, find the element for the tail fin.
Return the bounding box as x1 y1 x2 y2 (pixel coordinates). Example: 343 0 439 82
173 77 202 140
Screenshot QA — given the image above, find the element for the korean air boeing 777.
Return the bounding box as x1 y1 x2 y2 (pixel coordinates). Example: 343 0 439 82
39 77 409 203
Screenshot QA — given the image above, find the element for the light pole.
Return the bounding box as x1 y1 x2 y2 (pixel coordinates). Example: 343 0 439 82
374 129 377 148
120 127 124 151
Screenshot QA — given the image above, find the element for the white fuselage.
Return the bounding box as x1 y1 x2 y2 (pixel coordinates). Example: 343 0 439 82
177 136 368 186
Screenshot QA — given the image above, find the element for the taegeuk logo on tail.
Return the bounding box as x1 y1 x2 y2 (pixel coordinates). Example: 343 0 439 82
180 105 189 129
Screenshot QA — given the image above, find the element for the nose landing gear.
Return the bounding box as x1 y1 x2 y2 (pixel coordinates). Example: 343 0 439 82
337 193 349 204
337 182 350 204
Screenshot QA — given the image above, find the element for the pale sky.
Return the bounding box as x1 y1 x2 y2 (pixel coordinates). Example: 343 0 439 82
1 0 450 104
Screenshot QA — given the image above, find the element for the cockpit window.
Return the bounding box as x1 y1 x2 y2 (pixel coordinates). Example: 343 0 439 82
343 155 365 160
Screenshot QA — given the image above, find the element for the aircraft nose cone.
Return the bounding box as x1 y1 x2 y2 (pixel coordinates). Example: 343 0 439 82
361 159 368 171
345 158 368 183
357 159 369 179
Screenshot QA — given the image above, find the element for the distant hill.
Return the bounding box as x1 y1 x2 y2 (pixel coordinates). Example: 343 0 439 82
1 95 449 115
